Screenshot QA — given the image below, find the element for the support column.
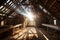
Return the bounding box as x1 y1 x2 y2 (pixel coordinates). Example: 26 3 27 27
1 20 4 26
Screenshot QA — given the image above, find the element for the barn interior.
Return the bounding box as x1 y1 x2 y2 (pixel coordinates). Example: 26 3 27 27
0 0 60 40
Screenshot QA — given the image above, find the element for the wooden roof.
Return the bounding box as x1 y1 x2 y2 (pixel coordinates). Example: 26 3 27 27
0 0 60 21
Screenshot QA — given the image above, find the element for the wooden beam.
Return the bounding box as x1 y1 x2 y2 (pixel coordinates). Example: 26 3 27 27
49 0 56 9
42 24 60 31
44 0 48 5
